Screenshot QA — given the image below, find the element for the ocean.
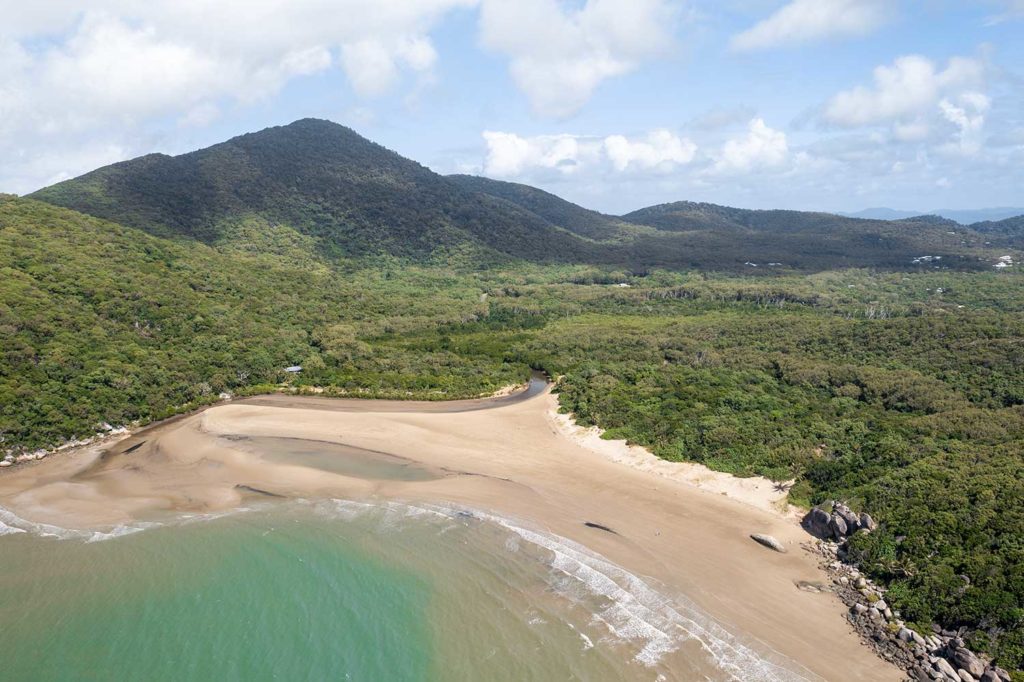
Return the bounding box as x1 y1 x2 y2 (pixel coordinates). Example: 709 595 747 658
0 500 809 681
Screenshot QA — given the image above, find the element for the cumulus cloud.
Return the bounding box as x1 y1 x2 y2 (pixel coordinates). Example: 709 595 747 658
482 129 696 177
939 92 991 155
0 0 476 193
711 119 788 174
478 0 677 118
824 54 986 127
731 0 889 52
604 130 697 171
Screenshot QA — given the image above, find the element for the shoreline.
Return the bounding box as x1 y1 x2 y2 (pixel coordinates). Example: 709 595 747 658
545 393 801 519
0 383 901 681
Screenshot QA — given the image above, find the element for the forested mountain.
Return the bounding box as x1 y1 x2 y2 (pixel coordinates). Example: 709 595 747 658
30 119 1014 272
30 119 598 264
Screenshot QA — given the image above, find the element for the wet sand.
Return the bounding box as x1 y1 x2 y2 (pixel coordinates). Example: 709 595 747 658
0 379 900 681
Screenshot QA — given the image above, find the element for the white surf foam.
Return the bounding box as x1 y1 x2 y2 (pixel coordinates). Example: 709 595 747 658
478 512 815 681
311 498 818 681
0 506 156 542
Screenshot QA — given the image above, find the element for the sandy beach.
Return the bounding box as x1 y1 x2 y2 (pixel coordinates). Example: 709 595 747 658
0 381 900 681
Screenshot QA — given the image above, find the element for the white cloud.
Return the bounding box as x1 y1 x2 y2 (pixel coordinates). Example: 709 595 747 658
731 0 888 52
712 119 788 174
939 91 991 155
604 130 696 171
340 35 437 97
482 128 696 177
0 0 476 192
824 54 986 127
478 0 677 118
482 131 600 176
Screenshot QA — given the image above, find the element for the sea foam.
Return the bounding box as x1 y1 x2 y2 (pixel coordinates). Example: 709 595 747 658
0 506 156 542
311 498 818 681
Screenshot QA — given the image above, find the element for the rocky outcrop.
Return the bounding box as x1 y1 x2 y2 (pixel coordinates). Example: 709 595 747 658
807 539 1013 682
750 533 786 553
803 506 832 538
802 501 869 541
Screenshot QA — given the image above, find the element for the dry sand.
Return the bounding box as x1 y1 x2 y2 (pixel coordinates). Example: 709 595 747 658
0 383 901 682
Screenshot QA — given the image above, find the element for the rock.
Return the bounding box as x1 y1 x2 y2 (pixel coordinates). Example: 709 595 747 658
995 669 1011 682
852 603 868 615
876 599 888 612
952 649 985 678
828 513 849 540
979 672 999 682
802 507 832 538
855 576 867 589
911 667 932 682
957 670 977 682
912 631 927 647
834 503 861 532
898 627 914 642
750 534 787 553
935 657 959 680
860 512 877 531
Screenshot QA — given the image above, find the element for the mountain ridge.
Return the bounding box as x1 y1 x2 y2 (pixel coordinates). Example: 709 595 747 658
28 118 1020 272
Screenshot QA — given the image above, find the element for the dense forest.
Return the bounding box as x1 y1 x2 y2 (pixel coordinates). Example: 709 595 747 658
4 120 1024 673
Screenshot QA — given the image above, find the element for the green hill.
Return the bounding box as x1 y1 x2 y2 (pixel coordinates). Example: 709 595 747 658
30 119 1014 273
30 119 597 264
621 201 1010 271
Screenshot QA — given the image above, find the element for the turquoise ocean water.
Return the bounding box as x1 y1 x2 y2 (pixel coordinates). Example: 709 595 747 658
0 500 808 682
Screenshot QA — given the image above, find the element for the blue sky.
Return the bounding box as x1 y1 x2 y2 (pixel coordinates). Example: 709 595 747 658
1 0 1022 213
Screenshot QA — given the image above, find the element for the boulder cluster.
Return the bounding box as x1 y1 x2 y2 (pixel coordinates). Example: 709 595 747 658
807 528 1011 682
801 501 876 541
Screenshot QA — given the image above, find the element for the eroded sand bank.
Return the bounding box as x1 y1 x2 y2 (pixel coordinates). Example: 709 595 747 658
0 382 900 682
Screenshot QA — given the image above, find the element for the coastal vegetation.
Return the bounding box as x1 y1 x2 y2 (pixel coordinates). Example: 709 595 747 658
4 120 1024 673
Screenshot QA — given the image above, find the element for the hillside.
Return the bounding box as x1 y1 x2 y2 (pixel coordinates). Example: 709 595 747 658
30 119 597 264
622 201 1008 271
29 119 1015 273
447 174 632 241
970 215 1024 244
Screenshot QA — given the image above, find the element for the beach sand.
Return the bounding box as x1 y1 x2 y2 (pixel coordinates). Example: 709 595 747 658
0 382 900 681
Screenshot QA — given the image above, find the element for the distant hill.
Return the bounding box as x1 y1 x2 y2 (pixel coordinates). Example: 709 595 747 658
28 118 1016 272
846 207 1024 225
969 215 1024 244
619 200 1004 270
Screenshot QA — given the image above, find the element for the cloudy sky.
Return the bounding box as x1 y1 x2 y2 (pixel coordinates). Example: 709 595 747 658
1 0 1022 213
